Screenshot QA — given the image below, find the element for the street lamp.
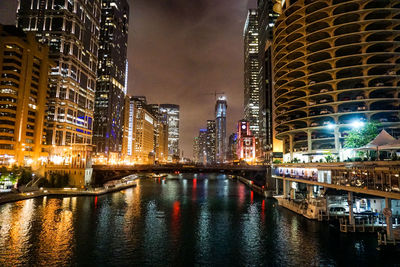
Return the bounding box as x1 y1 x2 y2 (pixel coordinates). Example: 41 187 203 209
351 120 364 129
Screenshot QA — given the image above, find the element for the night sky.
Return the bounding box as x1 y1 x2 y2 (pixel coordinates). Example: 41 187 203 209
0 0 256 158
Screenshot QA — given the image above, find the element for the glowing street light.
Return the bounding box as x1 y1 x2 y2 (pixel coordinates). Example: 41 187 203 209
351 120 364 129
327 122 336 129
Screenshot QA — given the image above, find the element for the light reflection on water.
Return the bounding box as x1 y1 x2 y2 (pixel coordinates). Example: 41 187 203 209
0 173 398 266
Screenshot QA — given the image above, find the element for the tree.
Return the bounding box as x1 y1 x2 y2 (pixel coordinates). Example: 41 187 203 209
344 122 379 148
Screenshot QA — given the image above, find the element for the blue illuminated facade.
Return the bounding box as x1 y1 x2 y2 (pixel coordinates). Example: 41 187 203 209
215 97 227 163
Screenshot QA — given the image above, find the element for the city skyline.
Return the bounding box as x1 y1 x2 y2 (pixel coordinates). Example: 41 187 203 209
1 0 400 265
0 0 258 158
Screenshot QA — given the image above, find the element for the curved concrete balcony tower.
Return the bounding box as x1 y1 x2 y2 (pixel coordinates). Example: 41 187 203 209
273 0 400 162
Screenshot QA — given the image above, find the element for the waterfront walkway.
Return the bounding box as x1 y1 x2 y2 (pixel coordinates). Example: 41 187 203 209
0 178 137 205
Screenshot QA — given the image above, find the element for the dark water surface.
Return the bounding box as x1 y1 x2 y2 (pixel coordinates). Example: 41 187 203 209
0 173 398 266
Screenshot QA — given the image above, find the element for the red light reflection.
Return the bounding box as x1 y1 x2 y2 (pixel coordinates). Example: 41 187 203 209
171 201 181 240
192 178 197 200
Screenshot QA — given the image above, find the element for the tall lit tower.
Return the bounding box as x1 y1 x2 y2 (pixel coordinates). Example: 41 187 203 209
206 120 216 164
160 104 180 161
17 0 101 185
257 0 279 158
244 9 261 137
215 97 227 163
94 0 129 159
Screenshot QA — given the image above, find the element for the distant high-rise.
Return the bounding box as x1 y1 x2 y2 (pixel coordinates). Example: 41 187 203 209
17 0 101 185
160 104 180 161
237 120 256 162
215 97 227 163
206 120 216 164
197 129 207 165
227 133 238 162
192 136 200 163
244 9 261 137
126 96 155 164
149 104 168 163
94 0 129 158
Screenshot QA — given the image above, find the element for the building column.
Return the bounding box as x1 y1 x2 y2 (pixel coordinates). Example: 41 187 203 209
283 178 288 198
289 135 294 162
347 191 354 225
385 197 393 240
275 178 279 195
334 125 340 155
307 130 312 162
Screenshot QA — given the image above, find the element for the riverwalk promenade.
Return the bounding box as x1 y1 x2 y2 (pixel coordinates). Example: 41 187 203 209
0 179 137 205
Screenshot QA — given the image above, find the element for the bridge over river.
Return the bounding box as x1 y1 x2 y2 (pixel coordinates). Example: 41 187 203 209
92 164 271 186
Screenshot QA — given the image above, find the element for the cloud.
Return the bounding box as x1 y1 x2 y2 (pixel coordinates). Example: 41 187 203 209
129 0 254 158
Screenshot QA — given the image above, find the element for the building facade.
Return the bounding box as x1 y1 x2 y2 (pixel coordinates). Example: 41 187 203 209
257 0 279 158
0 25 50 168
197 129 207 165
150 104 168 163
160 104 180 161
244 9 261 138
17 0 101 185
126 97 155 164
236 120 256 162
192 136 199 163
93 0 129 160
206 119 216 164
272 0 400 162
227 133 238 163
215 97 227 163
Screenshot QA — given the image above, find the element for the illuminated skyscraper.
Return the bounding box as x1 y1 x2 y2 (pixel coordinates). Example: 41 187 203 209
93 0 129 159
17 0 101 185
215 97 227 163
197 129 207 165
244 9 261 137
160 104 180 161
205 120 216 164
257 0 279 158
0 25 51 167
236 120 256 162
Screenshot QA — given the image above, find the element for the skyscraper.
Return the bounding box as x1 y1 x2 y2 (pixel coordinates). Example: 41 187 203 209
197 129 207 165
0 25 51 167
236 120 256 162
215 97 227 163
160 104 180 162
149 104 168 163
244 9 261 138
93 0 129 159
206 120 216 164
257 0 279 159
17 0 101 185
192 136 200 163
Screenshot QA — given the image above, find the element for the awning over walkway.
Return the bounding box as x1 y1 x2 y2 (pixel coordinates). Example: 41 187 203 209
357 130 400 151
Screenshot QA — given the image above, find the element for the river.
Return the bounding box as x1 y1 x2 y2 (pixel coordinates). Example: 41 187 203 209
0 173 398 266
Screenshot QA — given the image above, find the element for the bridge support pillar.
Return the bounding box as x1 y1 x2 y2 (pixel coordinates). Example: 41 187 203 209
347 192 354 225
307 185 313 200
385 198 393 240
283 179 289 198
